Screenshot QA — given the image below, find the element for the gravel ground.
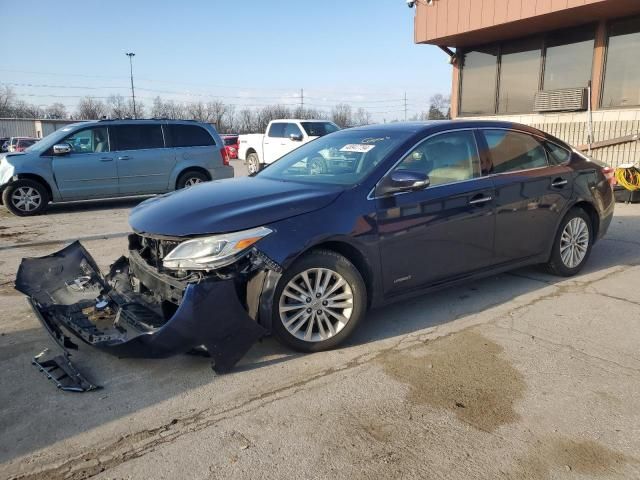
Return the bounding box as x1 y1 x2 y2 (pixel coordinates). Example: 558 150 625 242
1 168 639 479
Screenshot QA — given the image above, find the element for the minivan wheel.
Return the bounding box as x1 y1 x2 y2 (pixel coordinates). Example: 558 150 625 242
2 179 49 216
177 171 209 189
544 208 592 276
272 250 367 352
246 153 261 174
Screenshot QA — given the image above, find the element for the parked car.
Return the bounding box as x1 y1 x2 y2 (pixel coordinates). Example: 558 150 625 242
16 120 614 386
238 119 339 174
0 137 9 152
7 136 38 152
222 134 239 159
0 119 233 216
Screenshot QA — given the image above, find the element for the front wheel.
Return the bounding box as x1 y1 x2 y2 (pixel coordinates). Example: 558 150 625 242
272 250 367 352
544 208 593 276
2 179 49 216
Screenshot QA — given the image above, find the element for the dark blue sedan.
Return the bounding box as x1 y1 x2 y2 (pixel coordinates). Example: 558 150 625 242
17 120 615 388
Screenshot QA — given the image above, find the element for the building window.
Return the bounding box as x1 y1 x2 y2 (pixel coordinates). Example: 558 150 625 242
459 47 498 115
602 17 640 108
498 38 542 114
543 27 595 90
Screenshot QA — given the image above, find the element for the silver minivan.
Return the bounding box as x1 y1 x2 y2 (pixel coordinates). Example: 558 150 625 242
0 119 234 216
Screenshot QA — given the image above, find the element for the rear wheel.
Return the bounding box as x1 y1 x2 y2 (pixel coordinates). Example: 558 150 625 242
544 208 592 276
247 153 261 174
177 170 209 189
2 179 49 216
272 250 367 352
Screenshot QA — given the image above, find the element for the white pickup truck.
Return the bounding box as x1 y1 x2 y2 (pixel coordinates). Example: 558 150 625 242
238 119 339 173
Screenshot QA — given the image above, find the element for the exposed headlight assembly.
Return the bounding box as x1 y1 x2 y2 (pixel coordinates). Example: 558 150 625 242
162 226 272 270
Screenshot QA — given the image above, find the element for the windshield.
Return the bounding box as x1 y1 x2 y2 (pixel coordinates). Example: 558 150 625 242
257 129 413 186
300 122 339 137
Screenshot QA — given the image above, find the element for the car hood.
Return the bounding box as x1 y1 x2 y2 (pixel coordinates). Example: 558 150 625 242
129 176 344 237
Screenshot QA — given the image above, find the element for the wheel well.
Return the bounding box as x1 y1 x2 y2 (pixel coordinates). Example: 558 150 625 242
16 174 53 200
573 201 600 240
176 167 211 188
246 148 257 157
310 241 373 308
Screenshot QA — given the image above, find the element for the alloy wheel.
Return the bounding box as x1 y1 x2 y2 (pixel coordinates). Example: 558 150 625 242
184 177 203 187
279 268 354 342
11 187 42 212
560 217 589 268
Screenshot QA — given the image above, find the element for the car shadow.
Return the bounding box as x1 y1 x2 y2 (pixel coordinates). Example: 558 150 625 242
1 209 637 464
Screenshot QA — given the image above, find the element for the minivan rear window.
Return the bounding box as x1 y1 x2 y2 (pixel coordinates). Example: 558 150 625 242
111 125 164 151
167 124 215 147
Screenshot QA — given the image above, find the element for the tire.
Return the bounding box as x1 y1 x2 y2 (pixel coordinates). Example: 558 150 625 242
176 170 209 189
2 179 49 216
544 208 593 277
272 249 367 352
309 156 328 174
246 153 261 175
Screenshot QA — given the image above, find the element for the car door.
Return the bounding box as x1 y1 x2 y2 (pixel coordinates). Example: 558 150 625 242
111 123 175 194
280 122 305 156
51 126 118 200
478 129 574 263
376 129 496 295
263 122 285 164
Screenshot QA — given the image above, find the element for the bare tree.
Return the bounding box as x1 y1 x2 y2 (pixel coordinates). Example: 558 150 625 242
0 86 16 117
12 100 43 119
255 104 291 131
427 94 450 120
237 108 255 134
45 103 68 119
331 103 352 128
76 97 107 120
206 100 228 130
353 107 372 126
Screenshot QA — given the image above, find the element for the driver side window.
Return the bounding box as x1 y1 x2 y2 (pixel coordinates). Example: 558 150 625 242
393 130 480 187
63 127 109 154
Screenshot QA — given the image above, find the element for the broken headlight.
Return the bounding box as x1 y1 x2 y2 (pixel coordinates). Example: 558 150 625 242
162 226 272 270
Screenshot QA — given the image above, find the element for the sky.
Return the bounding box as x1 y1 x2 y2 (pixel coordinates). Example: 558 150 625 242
0 0 452 122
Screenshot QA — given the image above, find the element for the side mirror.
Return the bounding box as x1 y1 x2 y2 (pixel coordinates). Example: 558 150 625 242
53 143 72 155
377 170 430 196
290 133 303 142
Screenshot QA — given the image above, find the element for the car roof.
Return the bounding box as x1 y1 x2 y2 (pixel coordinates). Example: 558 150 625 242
346 120 552 137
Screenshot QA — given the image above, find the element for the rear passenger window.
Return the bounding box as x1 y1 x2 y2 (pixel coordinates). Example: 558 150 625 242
545 141 571 165
111 125 164 151
482 130 548 173
167 124 215 147
267 123 286 138
393 130 480 186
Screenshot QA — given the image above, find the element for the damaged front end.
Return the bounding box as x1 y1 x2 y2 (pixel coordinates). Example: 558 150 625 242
15 236 282 392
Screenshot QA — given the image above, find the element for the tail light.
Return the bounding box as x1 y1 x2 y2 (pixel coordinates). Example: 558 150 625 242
220 147 230 166
601 166 616 187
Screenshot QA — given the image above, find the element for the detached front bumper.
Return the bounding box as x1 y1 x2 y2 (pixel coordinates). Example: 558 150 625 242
15 242 268 390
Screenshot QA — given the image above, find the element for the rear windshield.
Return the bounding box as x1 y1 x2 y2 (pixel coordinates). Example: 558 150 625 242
301 122 339 137
223 137 238 146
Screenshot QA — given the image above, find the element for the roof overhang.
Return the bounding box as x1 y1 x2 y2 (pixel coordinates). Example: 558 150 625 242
415 0 640 48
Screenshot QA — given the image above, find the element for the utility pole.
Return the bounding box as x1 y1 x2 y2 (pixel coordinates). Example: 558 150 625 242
404 92 408 122
125 52 137 119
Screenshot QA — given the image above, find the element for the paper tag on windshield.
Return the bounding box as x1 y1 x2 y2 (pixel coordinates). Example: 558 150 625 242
339 144 375 153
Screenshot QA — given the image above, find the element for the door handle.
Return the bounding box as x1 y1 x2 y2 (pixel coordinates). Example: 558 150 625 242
551 178 568 188
117 155 130 161
468 195 493 206
100 157 113 162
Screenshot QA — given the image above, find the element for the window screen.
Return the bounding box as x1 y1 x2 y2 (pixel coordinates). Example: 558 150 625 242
394 131 480 186
602 17 640 107
482 130 548 173
167 124 215 147
459 47 498 115
111 125 164 151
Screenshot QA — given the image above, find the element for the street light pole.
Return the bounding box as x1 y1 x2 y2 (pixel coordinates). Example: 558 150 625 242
125 52 137 119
